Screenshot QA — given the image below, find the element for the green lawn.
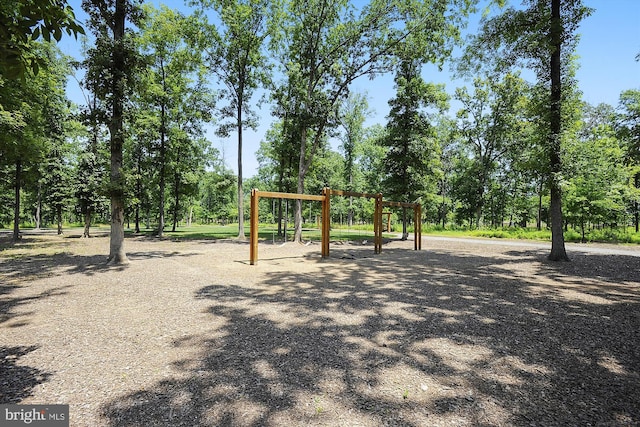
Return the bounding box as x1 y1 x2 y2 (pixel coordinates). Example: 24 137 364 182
122 223 386 242
14 222 639 245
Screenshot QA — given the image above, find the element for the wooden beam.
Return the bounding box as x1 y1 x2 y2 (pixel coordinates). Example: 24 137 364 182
255 190 325 202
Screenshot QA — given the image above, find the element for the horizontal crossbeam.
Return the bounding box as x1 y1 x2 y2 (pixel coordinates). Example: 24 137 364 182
254 190 326 202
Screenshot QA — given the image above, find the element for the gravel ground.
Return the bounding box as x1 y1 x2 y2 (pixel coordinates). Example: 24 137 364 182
1 232 639 426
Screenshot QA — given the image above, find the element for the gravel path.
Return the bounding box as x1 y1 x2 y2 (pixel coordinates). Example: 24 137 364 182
423 235 640 257
1 233 639 426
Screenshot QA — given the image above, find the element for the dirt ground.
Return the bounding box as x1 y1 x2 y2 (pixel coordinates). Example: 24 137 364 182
1 232 639 426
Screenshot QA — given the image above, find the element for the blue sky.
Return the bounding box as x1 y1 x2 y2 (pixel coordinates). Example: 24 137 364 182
61 0 640 178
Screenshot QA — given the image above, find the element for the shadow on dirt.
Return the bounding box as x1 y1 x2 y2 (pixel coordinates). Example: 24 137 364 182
0 345 51 403
0 285 72 328
0 235 201 327
100 245 640 426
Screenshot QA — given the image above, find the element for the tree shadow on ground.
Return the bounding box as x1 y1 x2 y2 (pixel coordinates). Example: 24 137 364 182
0 285 71 327
101 245 639 426
0 236 201 326
0 345 51 403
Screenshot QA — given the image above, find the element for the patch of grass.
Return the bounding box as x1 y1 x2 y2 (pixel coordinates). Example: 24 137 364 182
121 223 389 243
423 225 640 245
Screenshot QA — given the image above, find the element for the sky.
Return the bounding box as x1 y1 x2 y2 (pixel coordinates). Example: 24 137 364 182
60 0 640 178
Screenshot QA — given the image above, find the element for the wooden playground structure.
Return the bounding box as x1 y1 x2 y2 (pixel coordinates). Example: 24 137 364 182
249 188 422 265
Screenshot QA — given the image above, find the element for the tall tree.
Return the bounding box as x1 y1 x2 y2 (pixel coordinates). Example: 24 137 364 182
617 89 640 232
275 0 474 243
191 0 273 239
339 91 369 227
135 5 212 237
453 73 529 227
83 0 143 264
462 0 592 261
382 58 448 237
74 38 110 237
564 119 627 241
0 42 69 240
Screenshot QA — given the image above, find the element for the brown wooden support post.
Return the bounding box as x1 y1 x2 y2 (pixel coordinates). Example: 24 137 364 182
373 195 378 253
375 194 383 254
322 188 330 258
250 189 259 265
418 204 422 250
413 205 418 250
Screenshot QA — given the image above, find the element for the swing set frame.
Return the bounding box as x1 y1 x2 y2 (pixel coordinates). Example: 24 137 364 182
249 188 421 265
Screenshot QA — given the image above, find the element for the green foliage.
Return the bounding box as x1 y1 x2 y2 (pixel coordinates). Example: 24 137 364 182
382 58 447 205
0 0 84 79
452 73 530 227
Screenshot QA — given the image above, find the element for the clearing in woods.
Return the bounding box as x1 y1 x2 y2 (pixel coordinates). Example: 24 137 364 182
1 232 639 426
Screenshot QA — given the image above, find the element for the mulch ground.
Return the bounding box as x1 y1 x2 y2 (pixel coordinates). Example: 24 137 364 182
1 232 639 426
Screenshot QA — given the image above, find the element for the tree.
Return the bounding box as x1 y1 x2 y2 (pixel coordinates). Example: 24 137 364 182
192 0 273 240
0 42 70 240
274 0 475 243
564 121 627 241
382 58 448 238
0 0 84 79
0 71 43 240
462 0 592 261
135 5 213 237
76 147 107 237
453 73 529 227
73 37 110 237
83 0 143 264
617 89 640 232
39 47 75 235
358 124 387 195
338 91 370 226
256 119 300 236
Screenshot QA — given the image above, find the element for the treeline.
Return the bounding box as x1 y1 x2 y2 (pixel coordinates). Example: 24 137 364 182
253 81 640 239
1 1 638 254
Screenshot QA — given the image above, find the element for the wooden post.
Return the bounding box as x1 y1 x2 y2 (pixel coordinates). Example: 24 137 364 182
375 194 382 254
418 204 422 250
250 189 259 265
413 204 419 250
322 187 330 258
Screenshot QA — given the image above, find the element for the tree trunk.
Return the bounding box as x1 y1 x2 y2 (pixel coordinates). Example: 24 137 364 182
134 151 141 233
293 127 307 243
83 208 91 238
441 180 447 229
547 0 569 261
34 182 41 230
13 158 21 241
158 97 166 238
537 177 543 230
401 207 408 240
108 0 129 264
237 102 245 240
635 173 639 233
172 172 179 232
57 205 63 235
